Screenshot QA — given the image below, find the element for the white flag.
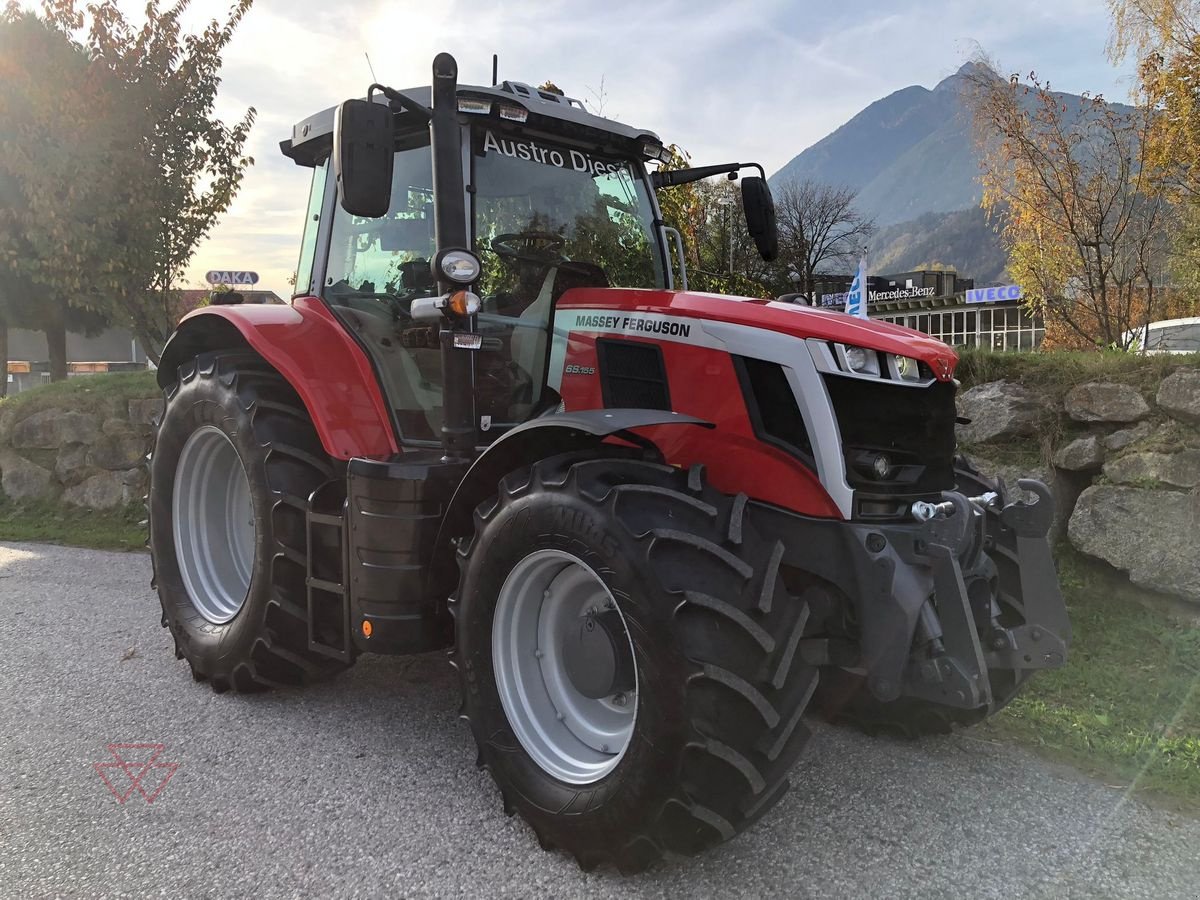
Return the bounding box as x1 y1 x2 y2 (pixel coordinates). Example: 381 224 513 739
844 257 868 319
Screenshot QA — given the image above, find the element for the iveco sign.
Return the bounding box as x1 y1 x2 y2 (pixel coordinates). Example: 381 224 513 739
966 284 1023 303
205 270 260 286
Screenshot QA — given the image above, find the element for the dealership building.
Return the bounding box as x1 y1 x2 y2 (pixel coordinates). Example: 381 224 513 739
810 267 1046 351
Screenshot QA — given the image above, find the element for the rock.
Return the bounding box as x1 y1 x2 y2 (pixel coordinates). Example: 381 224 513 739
9 410 101 449
1103 421 1153 451
1103 450 1200 489
1063 382 1150 423
956 380 1049 444
86 431 147 471
1157 368 1200 425
128 398 164 428
54 443 91 484
120 467 148 504
1069 485 1200 603
0 452 53 501
1167 450 1200 487
62 471 126 510
1053 435 1105 472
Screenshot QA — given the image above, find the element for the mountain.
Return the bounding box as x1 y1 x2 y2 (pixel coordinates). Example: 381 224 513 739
772 64 985 228
770 65 1136 285
867 207 1007 283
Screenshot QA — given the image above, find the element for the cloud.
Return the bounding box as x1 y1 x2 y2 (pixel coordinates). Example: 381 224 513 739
170 0 1130 296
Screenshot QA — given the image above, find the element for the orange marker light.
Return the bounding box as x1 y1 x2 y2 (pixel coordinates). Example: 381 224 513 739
361 619 373 638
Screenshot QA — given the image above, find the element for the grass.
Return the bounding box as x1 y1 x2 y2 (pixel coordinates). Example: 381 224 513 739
956 346 1200 397
981 547 1200 810
0 370 159 424
0 497 146 551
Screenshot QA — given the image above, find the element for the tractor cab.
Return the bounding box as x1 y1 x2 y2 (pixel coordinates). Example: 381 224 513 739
281 67 773 449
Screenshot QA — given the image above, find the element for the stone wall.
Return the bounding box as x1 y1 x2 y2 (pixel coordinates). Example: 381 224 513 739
0 394 163 511
958 367 1200 607
2 365 1197 609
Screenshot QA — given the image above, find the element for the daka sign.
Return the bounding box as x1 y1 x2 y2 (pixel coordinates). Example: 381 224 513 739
205 270 260 286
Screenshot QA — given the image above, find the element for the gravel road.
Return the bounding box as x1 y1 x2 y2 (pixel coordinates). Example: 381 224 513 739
1 542 1196 899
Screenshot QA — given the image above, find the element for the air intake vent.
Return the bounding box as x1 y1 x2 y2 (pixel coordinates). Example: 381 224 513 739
735 356 814 461
596 339 670 410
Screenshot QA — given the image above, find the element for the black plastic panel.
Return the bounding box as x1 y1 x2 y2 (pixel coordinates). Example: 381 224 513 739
596 338 670 410
345 450 469 653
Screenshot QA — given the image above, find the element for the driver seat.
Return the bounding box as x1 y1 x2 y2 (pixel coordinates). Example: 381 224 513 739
511 268 558 392
511 262 609 390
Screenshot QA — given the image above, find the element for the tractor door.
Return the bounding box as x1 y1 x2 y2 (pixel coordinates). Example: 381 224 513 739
316 125 668 447
320 138 446 443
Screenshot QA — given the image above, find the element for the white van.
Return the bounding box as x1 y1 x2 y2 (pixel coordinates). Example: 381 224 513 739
1125 316 1200 354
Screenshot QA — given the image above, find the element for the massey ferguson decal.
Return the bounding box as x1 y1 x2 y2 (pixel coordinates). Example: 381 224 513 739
562 310 722 348
574 313 691 338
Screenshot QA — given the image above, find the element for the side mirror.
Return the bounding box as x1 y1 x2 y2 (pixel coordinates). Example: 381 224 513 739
741 176 778 262
333 99 393 218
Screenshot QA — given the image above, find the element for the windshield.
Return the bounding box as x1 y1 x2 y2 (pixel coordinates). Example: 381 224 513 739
1146 322 1200 351
472 127 664 295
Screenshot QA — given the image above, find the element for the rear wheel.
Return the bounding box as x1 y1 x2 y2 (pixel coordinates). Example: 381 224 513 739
149 352 352 692
452 454 819 872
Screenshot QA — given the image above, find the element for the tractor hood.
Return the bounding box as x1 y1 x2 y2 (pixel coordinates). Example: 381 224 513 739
556 288 960 381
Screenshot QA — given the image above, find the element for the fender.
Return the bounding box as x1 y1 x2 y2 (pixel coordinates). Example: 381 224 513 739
429 409 713 598
157 297 399 459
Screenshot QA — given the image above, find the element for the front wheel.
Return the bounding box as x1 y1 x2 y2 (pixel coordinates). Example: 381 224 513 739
452 454 818 872
148 352 352 692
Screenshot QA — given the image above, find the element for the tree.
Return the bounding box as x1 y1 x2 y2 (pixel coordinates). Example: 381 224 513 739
40 0 256 365
1110 1 1200 304
965 62 1173 348
654 146 783 297
773 180 875 297
0 7 116 380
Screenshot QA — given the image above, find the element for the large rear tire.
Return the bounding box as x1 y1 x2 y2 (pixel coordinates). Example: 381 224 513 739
149 352 352 692
451 454 818 872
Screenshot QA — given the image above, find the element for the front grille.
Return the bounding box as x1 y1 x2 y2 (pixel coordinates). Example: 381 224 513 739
822 375 957 500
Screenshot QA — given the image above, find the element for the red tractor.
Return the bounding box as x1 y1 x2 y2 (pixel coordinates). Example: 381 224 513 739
149 54 1069 871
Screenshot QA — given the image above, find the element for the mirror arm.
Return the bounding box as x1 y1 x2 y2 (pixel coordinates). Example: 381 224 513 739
651 161 766 189
367 83 433 122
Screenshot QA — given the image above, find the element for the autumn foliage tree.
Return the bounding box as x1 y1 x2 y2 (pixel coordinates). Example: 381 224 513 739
1110 1 1200 299
966 63 1172 348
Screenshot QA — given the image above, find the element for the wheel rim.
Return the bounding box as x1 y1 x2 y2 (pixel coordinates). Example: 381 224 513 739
172 425 256 624
492 549 638 784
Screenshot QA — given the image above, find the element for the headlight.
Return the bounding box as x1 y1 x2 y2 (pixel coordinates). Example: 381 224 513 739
892 355 922 382
435 248 481 285
841 345 880 376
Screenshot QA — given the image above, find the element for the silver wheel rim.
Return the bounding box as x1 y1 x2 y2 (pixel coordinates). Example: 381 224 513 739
172 425 256 624
492 549 638 784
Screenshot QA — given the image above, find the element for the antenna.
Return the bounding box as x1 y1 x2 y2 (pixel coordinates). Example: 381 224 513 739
492 53 498 86
364 52 378 82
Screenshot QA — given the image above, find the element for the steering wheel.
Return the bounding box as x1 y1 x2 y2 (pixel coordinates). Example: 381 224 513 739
491 231 568 265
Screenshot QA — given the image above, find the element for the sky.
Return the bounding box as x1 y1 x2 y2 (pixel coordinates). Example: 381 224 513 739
95 0 1139 296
